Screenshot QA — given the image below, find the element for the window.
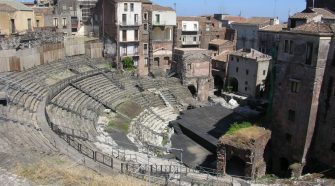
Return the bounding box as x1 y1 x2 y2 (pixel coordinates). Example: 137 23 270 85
122 14 127 24
231 56 234 61
236 67 239 73
134 30 138 40
285 133 292 143
143 12 148 20
155 14 160 24
121 46 127 56
36 20 40 27
27 18 32 31
134 14 139 24
237 58 239 62
290 80 300 93
134 46 138 55
183 24 186 30
284 40 294 54
130 3 134 11
124 3 128 11
284 40 289 53
331 143 335 152
122 30 127 41
188 64 192 69
245 87 248 91
246 69 249 75
289 40 294 54
62 18 67 28
53 18 58 27
144 24 148 30
194 24 197 30
144 43 148 54
263 70 266 75
306 42 313 65
288 109 295 122
145 58 148 67
193 37 197 42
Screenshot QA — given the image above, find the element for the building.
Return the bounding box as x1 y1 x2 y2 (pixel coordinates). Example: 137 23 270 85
214 14 247 28
227 48 271 97
176 16 236 49
172 48 213 101
231 17 279 50
270 22 334 177
150 4 176 76
306 0 335 12
212 50 233 95
0 0 35 35
288 7 335 29
94 0 176 77
258 24 287 55
217 126 271 178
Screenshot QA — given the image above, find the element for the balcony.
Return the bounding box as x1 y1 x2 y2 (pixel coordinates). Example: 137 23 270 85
121 51 139 57
119 21 141 27
181 35 201 45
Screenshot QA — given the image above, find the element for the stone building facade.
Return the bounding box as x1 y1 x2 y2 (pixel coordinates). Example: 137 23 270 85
175 16 236 50
172 48 213 102
270 22 334 177
217 126 271 179
227 48 271 97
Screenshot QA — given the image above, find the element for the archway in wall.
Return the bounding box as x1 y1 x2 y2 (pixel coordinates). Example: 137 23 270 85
226 156 246 177
188 85 197 97
154 57 160 67
228 77 239 92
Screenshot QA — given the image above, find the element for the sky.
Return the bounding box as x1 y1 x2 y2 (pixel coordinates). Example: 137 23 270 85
152 0 306 22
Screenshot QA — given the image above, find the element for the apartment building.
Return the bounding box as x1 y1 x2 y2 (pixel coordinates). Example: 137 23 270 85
227 48 271 97
94 0 176 77
0 0 35 35
176 16 236 50
231 17 279 50
270 22 334 177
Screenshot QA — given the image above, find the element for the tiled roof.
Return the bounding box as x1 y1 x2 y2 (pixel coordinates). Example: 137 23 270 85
291 22 335 34
230 17 273 25
0 3 15 12
290 8 335 20
0 0 32 11
209 39 233 46
213 50 232 62
260 24 287 32
222 16 247 23
231 48 271 61
152 4 174 11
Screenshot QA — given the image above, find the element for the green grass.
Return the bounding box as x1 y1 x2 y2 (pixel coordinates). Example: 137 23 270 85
105 114 130 134
226 121 252 135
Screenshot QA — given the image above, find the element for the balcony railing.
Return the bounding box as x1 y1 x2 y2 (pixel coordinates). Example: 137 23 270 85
119 21 140 26
121 52 139 57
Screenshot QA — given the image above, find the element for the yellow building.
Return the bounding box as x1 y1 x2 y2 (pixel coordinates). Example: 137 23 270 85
0 0 35 35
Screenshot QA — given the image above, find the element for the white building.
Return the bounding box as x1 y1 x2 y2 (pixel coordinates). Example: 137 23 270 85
228 48 271 97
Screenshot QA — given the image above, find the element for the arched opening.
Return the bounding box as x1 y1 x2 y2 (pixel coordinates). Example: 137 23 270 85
0 99 7 106
154 57 160 67
214 76 224 96
226 156 246 177
228 77 239 92
188 85 197 97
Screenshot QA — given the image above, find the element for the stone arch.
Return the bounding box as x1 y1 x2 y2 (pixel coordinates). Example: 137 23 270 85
226 155 246 177
228 77 239 92
188 84 197 96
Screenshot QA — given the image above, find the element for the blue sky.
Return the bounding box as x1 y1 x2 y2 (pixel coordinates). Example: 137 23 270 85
152 0 306 22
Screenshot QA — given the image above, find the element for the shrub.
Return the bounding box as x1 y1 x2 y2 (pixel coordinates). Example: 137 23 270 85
226 121 252 135
122 57 134 70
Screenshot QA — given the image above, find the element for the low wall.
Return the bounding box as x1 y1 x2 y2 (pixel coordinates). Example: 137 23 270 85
0 39 103 72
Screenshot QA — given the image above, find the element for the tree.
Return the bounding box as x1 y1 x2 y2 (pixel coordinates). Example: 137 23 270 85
122 57 134 70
